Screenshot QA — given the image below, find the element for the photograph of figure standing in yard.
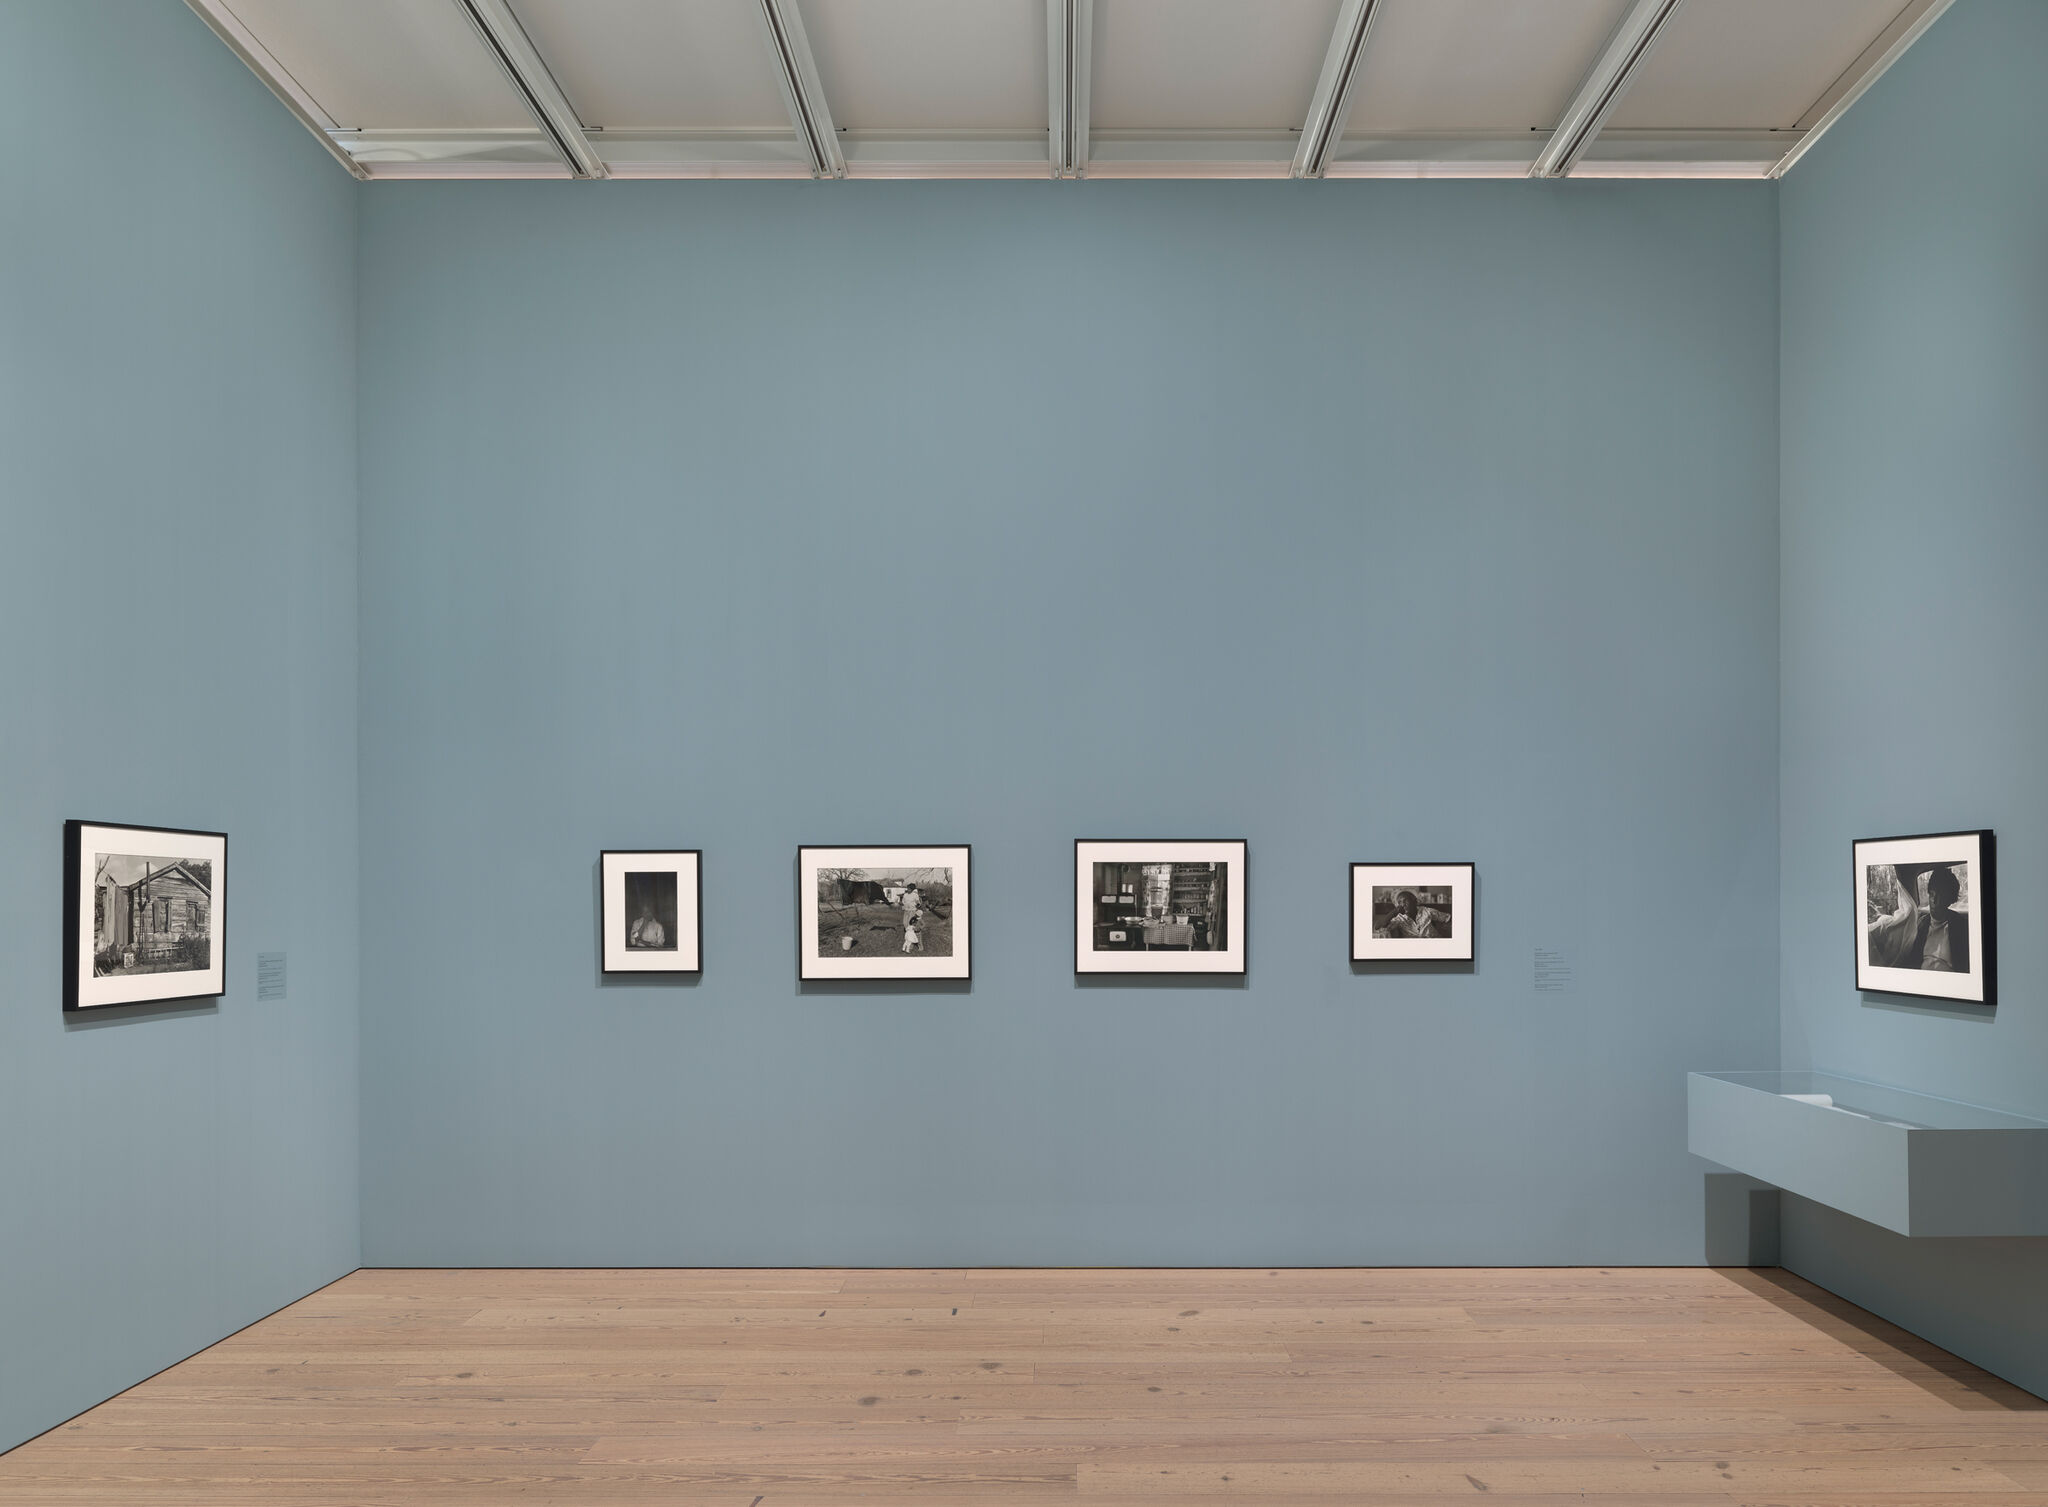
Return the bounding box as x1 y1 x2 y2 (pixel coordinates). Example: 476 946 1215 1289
93 854 212 977
816 868 954 958
1091 862 1226 952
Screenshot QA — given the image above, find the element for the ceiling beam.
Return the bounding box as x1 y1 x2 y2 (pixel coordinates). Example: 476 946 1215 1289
452 0 606 178
755 0 844 179
339 128 1793 182
1769 0 1956 179
1048 0 1094 179
181 0 369 180
1531 0 1687 179
1292 0 1386 180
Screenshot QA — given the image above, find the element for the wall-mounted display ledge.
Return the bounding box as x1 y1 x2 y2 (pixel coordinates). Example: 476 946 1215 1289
1688 1071 2048 1238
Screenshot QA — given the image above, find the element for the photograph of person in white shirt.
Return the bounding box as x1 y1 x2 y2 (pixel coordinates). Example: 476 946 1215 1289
1864 862 1970 974
1374 888 1452 940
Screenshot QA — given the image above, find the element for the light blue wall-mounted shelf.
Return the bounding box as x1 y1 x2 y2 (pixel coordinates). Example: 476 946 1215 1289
1688 1071 2048 1238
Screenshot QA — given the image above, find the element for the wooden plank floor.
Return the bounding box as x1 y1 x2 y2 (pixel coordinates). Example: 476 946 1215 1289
3 1267 2044 1505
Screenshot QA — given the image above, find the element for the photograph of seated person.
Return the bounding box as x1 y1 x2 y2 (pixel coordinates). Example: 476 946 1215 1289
1865 862 1970 974
1381 889 1450 940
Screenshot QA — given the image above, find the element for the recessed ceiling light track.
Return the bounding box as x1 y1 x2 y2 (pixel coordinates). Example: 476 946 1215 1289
1293 0 1386 180
451 0 607 179
1048 0 1094 179
756 0 845 179
1532 0 1687 179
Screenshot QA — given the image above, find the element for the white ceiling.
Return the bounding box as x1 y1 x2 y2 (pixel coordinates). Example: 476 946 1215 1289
1607 0 1913 129
805 0 1044 132
186 0 1955 180
223 0 531 129
1344 0 1635 135
1092 0 1339 133
516 0 791 132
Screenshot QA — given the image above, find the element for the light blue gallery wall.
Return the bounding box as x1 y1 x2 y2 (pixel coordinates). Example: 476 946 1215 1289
1779 0 2048 1398
0 2 362 1454
358 179 1781 1266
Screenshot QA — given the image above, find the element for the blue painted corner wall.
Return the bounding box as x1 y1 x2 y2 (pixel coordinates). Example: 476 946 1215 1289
0 2 362 1453
355 179 1781 1267
1778 0 2048 1399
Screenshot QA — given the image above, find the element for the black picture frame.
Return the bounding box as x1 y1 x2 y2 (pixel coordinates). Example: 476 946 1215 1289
797 844 972 982
1350 862 1475 963
1853 830 1995 1007
1074 839 1248 976
600 849 703 975
64 819 228 1013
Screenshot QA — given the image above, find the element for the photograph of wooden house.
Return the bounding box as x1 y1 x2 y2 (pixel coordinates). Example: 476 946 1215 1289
94 855 213 977
64 821 227 1011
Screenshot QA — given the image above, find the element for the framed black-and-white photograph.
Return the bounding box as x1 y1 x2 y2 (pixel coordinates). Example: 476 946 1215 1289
1855 831 1995 1005
601 850 701 975
64 820 227 1012
799 846 970 981
1351 862 1474 962
1075 839 1246 975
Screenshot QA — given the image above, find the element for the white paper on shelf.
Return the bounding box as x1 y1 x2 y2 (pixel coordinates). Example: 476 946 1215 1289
1782 1093 1835 1107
